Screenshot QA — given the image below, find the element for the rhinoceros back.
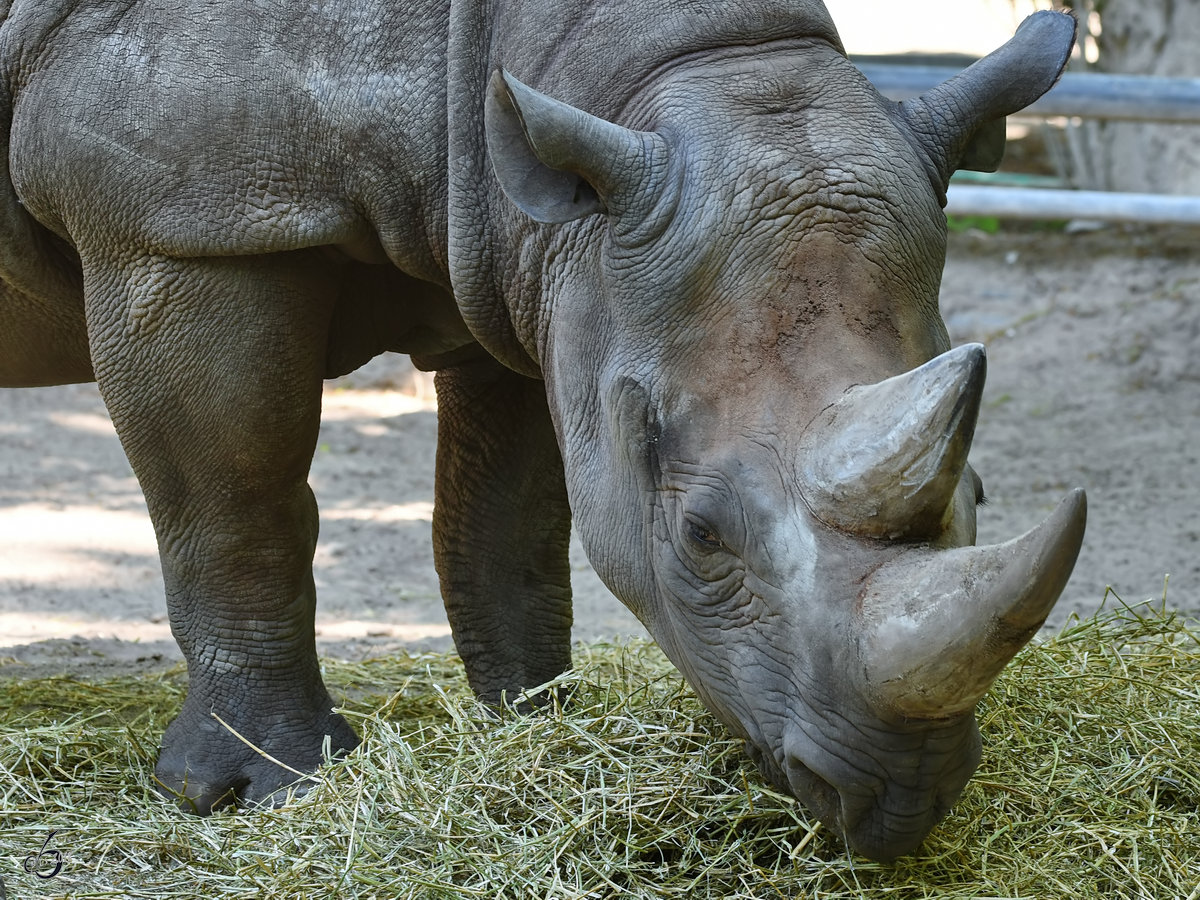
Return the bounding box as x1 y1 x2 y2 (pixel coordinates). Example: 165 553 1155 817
1 0 457 297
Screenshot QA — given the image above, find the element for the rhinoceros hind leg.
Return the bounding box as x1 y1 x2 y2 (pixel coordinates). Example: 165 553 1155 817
0 273 93 387
432 354 574 706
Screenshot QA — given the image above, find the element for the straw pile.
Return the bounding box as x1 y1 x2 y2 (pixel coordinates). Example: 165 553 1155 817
1 598 1196 899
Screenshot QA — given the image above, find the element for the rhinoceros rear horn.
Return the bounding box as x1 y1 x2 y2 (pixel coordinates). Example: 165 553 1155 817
898 10 1077 188
484 69 671 229
800 343 986 542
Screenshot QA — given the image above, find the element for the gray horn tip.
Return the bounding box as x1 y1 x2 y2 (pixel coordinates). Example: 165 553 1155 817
1001 486 1087 632
923 342 987 397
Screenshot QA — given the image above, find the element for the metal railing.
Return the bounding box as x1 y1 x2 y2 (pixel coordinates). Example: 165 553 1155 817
859 63 1200 224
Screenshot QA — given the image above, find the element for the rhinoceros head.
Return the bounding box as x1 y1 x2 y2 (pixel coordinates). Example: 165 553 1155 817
483 11 1083 860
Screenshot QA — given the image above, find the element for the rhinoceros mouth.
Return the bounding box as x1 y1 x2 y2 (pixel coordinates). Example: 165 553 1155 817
831 781 965 863
781 755 966 862
744 716 982 861
751 737 948 861
744 736 849 842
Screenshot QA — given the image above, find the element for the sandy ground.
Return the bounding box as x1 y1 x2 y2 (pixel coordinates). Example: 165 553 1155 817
1 225 1197 678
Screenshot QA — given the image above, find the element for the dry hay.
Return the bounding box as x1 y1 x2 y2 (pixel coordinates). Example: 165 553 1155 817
0 596 1197 899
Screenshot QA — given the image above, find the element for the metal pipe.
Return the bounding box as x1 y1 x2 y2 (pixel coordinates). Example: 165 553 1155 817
945 185 1200 225
858 64 1200 124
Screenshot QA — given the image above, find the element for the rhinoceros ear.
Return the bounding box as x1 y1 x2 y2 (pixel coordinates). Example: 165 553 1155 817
484 69 670 226
899 10 1076 190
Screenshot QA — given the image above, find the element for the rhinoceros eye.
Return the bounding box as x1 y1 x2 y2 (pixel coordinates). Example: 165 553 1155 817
686 519 724 552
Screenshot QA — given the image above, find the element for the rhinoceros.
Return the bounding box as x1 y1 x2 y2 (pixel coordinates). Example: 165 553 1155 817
0 0 1085 861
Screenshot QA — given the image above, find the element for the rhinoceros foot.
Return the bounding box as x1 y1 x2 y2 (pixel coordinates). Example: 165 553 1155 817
153 692 360 815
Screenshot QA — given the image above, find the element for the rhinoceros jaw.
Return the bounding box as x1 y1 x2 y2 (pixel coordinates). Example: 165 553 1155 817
857 487 1087 719
800 343 985 542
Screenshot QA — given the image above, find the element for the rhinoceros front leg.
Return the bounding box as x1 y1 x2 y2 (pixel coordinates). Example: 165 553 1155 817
83 249 358 813
432 355 574 704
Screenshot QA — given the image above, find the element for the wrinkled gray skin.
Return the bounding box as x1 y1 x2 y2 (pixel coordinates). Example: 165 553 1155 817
0 0 1086 861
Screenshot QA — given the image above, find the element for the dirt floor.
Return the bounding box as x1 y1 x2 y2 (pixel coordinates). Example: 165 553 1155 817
1 225 1197 678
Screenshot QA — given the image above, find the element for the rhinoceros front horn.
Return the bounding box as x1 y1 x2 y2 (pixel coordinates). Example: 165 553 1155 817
858 488 1087 719
800 343 986 542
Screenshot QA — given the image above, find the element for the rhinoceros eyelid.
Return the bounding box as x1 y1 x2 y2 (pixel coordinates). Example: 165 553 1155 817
972 470 987 506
